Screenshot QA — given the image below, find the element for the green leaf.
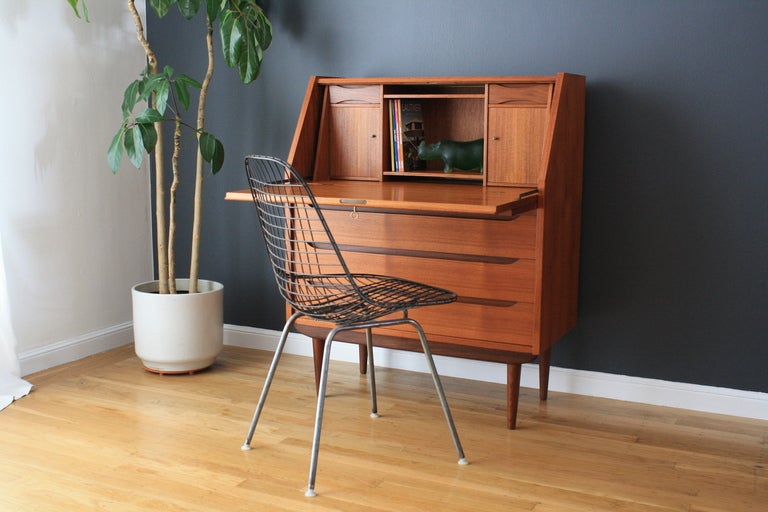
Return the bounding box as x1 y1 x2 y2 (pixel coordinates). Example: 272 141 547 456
205 0 222 21
107 128 125 173
154 79 171 115
173 74 201 111
220 2 272 84
135 108 164 124
150 0 174 18
174 81 191 111
124 126 144 169
249 7 273 52
177 0 203 19
67 0 89 22
66 0 79 16
219 10 243 70
121 80 142 117
175 74 202 90
199 132 224 174
138 123 158 153
237 33 261 84
140 74 169 101
137 73 171 114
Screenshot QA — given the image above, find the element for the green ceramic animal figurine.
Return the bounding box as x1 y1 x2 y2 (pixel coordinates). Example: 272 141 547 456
417 139 484 173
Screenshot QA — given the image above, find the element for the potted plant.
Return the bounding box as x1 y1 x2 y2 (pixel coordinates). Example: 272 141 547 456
68 0 271 373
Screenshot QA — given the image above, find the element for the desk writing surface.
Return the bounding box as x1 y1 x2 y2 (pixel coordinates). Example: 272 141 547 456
225 181 538 217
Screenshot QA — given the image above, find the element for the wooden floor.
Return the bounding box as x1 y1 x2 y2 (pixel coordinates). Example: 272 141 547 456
1 345 766 511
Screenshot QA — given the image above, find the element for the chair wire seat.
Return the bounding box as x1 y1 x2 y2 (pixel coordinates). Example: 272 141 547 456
282 272 456 325
240 155 467 497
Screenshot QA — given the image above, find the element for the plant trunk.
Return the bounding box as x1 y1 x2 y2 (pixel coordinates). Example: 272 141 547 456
189 15 216 294
129 0 169 293
168 117 182 294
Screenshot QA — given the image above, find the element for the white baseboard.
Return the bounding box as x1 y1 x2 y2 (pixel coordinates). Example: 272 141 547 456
224 324 768 421
19 322 134 377
17 322 767 421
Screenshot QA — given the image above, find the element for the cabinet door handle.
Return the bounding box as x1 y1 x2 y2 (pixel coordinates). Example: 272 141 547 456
492 136 500 141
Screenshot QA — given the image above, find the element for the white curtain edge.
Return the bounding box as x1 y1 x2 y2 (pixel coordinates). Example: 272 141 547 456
1 228 32 411
0 374 33 412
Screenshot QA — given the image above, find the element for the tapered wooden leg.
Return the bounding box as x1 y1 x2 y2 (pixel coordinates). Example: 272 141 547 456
358 344 368 375
313 339 368 388
506 363 522 430
538 347 551 401
312 337 324 392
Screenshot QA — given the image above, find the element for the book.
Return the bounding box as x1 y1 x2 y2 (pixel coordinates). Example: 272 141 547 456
389 99 426 171
389 100 398 171
397 99 426 171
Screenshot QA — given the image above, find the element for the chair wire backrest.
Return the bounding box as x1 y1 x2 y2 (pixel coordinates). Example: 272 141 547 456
245 155 367 322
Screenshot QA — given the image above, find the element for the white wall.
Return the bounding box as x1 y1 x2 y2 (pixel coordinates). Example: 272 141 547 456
0 1 152 375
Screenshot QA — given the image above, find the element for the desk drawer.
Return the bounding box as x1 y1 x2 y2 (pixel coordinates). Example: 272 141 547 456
383 301 535 349
323 209 538 260
341 252 535 304
488 83 552 106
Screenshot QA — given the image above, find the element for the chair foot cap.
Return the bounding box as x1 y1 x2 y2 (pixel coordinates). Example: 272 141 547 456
370 412 380 418
305 489 317 498
241 444 252 451
458 458 469 465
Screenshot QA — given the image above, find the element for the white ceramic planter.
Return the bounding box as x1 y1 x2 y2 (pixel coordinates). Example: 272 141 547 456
132 279 224 374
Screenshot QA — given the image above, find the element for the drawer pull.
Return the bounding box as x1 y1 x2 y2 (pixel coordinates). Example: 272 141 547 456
457 296 518 307
312 242 520 265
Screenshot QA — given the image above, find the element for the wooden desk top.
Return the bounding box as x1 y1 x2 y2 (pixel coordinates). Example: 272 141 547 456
226 181 538 217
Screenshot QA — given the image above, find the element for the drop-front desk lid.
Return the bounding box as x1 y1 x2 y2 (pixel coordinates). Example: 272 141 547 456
225 181 539 218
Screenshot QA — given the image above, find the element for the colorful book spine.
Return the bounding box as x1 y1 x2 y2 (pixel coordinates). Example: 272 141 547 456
389 99 427 172
389 100 397 171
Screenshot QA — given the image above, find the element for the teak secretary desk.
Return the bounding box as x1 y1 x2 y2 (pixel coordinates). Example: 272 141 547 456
227 73 585 428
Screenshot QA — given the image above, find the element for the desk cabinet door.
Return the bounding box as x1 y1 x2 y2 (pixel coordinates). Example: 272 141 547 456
328 105 382 180
486 83 552 187
487 106 549 186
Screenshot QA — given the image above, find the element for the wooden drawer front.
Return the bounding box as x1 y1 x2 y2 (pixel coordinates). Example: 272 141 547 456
383 301 535 349
329 84 381 104
488 83 552 106
340 252 536 305
322 209 538 260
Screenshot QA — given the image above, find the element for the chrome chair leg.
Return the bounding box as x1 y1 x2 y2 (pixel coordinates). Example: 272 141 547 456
407 318 468 465
305 325 340 497
304 319 467 497
365 328 379 418
242 311 303 451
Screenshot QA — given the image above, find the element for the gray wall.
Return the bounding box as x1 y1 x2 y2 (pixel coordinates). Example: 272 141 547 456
149 0 768 393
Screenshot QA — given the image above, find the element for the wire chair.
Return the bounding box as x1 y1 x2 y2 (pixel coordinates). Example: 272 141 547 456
240 155 467 497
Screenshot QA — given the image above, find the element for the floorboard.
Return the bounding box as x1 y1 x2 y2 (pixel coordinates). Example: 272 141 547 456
1 345 765 511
